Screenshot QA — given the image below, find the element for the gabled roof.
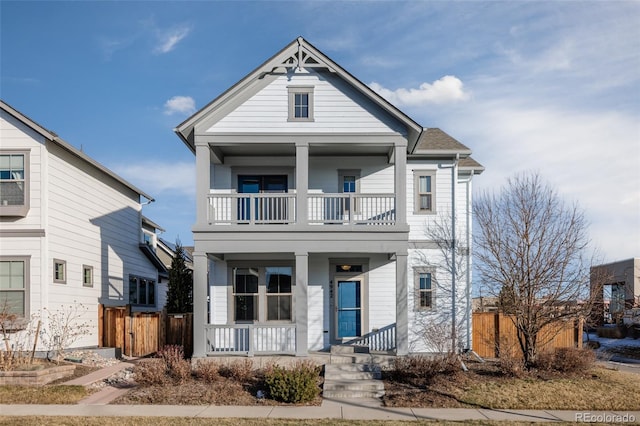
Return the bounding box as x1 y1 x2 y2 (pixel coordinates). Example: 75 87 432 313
458 156 485 174
175 36 423 153
1 100 154 201
413 128 472 155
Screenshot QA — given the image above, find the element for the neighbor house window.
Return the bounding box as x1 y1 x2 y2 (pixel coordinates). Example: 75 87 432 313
266 267 292 321
288 86 314 121
83 265 93 287
414 171 436 214
414 268 435 311
233 268 259 321
0 151 29 216
0 258 29 317
53 259 66 284
129 275 155 306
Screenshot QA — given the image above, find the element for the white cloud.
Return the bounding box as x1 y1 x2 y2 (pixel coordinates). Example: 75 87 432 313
154 25 191 54
113 161 195 197
163 96 196 116
369 76 471 106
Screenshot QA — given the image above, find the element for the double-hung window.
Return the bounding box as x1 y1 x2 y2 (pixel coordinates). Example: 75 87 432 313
0 258 28 318
266 267 292 321
233 268 259 321
339 170 360 215
129 276 156 307
53 259 66 284
414 171 436 214
83 265 93 287
287 86 314 121
414 268 435 311
0 151 29 216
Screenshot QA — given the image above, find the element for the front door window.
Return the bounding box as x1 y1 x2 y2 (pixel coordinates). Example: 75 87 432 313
237 175 288 222
337 280 361 338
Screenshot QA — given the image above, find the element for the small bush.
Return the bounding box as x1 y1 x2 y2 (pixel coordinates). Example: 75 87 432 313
134 359 169 386
158 345 185 367
534 347 595 373
193 360 220 383
391 355 458 382
220 359 254 383
498 354 525 377
264 361 320 403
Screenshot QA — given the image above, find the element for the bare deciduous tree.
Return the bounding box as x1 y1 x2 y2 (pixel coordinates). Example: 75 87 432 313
474 172 603 368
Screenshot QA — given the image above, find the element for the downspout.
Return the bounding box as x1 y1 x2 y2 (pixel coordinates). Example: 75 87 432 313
465 173 473 351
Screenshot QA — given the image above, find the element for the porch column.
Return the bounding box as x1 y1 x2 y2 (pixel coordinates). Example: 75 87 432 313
394 141 407 225
295 252 309 356
192 252 208 358
195 142 211 226
396 252 409 355
295 142 309 225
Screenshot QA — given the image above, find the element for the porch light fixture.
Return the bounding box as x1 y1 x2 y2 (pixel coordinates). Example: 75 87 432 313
340 265 352 271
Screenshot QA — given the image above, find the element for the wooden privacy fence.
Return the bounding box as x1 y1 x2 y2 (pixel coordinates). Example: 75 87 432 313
472 312 583 358
99 305 193 357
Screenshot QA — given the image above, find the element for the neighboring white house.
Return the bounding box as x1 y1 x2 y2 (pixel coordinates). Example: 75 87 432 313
0 100 167 350
175 37 484 357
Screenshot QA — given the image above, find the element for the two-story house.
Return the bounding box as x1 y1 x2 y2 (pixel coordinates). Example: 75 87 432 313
0 100 167 350
175 37 483 357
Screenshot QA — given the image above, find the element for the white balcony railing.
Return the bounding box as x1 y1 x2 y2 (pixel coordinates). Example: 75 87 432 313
308 193 395 225
207 193 296 224
205 324 296 356
206 193 396 226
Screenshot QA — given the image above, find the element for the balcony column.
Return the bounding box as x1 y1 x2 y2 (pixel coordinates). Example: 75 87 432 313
394 140 407 225
396 251 409 355
295 252 309 356
195 142 211 225
295 142 309 225
192 251 208 358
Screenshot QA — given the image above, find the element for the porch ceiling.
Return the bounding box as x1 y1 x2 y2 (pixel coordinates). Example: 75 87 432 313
215 143 391 158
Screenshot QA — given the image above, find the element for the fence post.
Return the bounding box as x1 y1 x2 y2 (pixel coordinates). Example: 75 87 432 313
98 304 104 348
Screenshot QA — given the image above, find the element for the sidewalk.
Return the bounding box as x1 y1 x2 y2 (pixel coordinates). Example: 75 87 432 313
1 402 638 422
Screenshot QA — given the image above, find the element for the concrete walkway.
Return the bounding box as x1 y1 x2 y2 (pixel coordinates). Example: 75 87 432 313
1 402 638 422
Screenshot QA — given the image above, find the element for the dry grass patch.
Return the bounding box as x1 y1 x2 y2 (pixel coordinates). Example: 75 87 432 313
0 385 89 404
384 359 640 410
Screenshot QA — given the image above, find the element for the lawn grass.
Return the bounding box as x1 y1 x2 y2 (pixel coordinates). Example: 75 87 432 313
0 385 90 404
458 368 640 410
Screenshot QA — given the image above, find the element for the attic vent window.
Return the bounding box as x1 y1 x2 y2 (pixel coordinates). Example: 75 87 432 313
288 86 314 122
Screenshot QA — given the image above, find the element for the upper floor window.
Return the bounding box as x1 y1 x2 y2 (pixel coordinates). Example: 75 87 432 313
0 258 29 318
53 259 66 284
288 86 314 122
129 275 155 307
0 151 29 217
414 171 436 214
339 170 361 214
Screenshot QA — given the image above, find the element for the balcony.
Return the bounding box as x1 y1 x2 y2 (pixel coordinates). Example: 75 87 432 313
206 193 396 225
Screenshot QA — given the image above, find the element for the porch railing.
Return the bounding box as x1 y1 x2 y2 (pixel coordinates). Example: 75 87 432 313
206 193 396 225
204 324 296 356
207 194 296 224
308 194 395 225
343 323 396 352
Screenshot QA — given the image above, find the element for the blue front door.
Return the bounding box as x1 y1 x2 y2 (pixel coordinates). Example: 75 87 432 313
337 280 361 338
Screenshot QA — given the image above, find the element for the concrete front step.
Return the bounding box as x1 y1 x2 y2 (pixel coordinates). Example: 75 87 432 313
323 390 385 399
324 364 382 380
329 353 395 368
330 344 370 355
323 378 385 392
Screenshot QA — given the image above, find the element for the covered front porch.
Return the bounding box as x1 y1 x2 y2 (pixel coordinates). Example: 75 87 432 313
191 249 410 358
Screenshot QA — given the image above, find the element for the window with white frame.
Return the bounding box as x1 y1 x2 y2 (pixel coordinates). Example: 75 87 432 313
414 268 435 311
83 265 93 287
266 267 292 321
0 151 29 216
288 86 314 121
339 170 360 214
0 257 28 318
129 275 156 306
53 259 66 284
414 171 436 214
233 268 259 321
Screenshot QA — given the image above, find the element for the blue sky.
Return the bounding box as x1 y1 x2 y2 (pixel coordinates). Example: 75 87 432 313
2 1 639 261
